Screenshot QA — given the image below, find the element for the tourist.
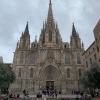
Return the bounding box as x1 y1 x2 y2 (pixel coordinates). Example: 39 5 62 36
3 94 9 100
23 94 29 100
16 94 20 100
23 89 26 95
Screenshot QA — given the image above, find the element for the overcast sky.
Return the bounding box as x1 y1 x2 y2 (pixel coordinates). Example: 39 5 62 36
0 0 100 63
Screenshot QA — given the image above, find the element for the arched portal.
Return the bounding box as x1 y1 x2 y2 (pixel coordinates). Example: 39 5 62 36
39 65 62 90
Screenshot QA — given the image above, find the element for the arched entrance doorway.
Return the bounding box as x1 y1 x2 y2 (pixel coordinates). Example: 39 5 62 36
39 65 62 91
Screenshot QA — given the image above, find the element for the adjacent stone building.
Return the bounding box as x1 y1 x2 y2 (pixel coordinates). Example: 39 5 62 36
10 0 85 94
82 20 100 69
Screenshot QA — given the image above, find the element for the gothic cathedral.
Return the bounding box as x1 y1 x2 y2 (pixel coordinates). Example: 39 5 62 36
10 0 85 94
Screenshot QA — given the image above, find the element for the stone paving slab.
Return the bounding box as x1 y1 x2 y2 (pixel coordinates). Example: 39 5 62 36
92 97 100 100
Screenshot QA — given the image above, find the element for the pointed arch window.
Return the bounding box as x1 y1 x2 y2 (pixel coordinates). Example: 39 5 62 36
90 58 92 64
86 61 88 68
75 39 78 48
20 52 24 64
77 54 81 64
33 53 35 64
31 53 36 64
78 69 82 78
49 30 52 42
30 68 33 78
64 54 70 64
97 46 99 52
18 68 22 78
43 33 45 43
67 68 70 78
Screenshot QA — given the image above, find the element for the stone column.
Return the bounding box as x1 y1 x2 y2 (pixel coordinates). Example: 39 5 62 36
34 80 39 94
61 80 66 94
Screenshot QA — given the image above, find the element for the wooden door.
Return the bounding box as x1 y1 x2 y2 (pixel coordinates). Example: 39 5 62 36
46 81 54 90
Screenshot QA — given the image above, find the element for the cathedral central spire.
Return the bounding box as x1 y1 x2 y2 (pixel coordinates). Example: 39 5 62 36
72 23 77 37
47 0 54 23
39 0 62 44
50 0 51 5
24 21 29 36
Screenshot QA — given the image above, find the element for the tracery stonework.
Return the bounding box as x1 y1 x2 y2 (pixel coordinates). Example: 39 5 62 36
10 0 85 94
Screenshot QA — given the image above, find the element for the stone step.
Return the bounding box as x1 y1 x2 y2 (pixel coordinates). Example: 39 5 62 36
46 98 57 100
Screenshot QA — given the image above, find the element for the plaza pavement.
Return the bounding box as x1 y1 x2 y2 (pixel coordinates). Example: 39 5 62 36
92 97 100 100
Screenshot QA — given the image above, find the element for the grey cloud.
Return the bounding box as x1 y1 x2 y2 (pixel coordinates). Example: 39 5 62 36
0 0 100 63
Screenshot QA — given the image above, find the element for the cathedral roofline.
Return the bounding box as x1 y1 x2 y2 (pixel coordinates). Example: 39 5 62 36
82 41 95 55
93 19 100 33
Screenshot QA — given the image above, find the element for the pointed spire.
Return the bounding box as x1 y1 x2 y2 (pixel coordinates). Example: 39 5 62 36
81 41 84 51
45 20 47 27
55 22 59 32
82 42 84 47
16 40 19 49
56 22 58 28
35 35 37 43
72 23 77 37
20 32 24 39
50 0 51 5
47 0 54 23
43 22 45 29
24 21 29 35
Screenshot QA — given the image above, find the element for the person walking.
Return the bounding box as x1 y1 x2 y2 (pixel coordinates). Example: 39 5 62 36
23 94 29 100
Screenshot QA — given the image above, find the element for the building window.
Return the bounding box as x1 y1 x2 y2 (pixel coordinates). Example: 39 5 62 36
78 69 82 78
18 68 22 78
98 58 100 62
77 54 81 64
90 58 92 64
20 52 24 64
33 54 35 64
97 46 99 52
64 54 70 64
30 68 33 78
49 30 52 42
67 68 70 78
64 44 66 48
56 33 58 43
43 33 45 43
75 39 78 48
34 44 36 47
94 54 97 60
96 38 97 42
31 53 36 64
86 61 88 68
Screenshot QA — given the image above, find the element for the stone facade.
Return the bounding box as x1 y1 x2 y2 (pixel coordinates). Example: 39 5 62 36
82 20 100 69
10 0 85 94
